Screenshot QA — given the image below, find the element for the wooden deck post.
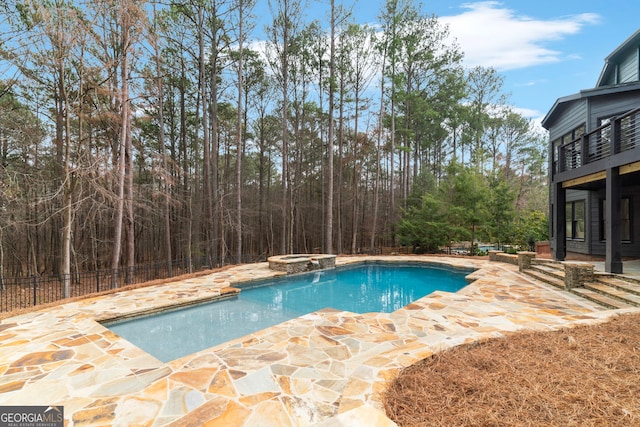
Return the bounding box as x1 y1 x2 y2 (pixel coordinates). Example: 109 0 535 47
605 167 623 274
553 182 566 261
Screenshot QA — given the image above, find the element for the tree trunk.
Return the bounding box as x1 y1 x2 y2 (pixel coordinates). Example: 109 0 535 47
111 2 132 288
58 45 72 297
350 98 360 255
125 106 134 283
235 4 245 264
370 43 387 254
326 0 335 255
153 6 172 275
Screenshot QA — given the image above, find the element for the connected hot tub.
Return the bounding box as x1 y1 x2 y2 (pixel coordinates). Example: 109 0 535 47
267 253 336 274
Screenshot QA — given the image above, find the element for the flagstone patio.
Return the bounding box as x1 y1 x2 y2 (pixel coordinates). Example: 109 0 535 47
0 256 636 426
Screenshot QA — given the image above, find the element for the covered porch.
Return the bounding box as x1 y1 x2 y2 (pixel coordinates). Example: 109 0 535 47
552 106 640 274
553 163 640 274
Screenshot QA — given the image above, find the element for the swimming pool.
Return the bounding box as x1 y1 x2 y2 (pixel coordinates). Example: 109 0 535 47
105 262 470 362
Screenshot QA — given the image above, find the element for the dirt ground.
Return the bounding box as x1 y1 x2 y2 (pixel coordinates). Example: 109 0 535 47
384 312 640 427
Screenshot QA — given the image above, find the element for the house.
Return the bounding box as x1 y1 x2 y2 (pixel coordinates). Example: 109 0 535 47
542 29 640 274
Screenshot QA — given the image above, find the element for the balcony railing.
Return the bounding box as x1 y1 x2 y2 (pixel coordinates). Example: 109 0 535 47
557 107 640 173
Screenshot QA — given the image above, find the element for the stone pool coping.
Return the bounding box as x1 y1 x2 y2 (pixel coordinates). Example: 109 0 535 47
0 255 637 426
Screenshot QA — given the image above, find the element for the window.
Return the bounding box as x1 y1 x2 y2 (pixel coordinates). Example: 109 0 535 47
553 124 585 173
600 198 632 241
598 117 612 156
552 139 561 174
596 112 633 156
566 200 585 240
620 113 637 151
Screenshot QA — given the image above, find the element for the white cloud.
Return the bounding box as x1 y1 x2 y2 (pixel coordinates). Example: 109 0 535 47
511 106 539 118
507 106 547 135
514 79 548 88
440 1 600 71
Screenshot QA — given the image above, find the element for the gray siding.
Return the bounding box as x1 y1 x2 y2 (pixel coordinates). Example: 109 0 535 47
589 93 640 129
547 100 587 141
619 48 639 83
606 72 616 86
546 30 640 262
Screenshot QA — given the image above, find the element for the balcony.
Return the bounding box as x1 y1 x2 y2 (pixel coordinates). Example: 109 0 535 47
556 107 640 175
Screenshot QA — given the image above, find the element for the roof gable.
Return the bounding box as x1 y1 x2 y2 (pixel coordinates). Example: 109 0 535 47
596 29 640 87
541 82 640 129
544 29 640 129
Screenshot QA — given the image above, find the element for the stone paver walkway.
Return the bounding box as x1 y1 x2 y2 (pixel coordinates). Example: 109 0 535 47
0 256 637 426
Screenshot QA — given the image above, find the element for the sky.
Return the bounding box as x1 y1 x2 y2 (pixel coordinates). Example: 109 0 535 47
4 1 637 130
259 0 640 126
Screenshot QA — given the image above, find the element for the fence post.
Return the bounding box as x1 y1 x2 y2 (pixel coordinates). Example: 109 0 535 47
96 269 100 293
33 275 37 306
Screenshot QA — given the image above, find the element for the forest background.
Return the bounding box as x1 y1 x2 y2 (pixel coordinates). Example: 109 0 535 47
0 0 548 290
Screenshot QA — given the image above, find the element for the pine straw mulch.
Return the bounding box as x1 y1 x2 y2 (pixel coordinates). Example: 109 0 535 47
384 312 640 427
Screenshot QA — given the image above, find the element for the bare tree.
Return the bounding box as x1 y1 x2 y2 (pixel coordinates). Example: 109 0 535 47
106 0 146 287
232 0 256 263
340 23 377 254
5 0 86 295
267 0 305 254
151 3 172 275
325 0 336 255
0 0 549 281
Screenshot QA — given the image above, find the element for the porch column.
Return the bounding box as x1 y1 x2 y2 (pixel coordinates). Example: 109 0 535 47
554 182 566 261
605 167 623 274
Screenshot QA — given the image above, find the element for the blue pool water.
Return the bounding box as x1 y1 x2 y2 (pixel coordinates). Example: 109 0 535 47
105 263 469 362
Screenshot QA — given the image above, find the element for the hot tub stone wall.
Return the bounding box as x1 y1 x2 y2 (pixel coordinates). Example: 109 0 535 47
268 254 336 274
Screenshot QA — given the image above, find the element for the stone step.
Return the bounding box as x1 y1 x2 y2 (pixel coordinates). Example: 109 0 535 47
583 282 640 306
570 287 635 310
531 258 562 268
593 269 640 286
522 269 565 289
529 264 565 280
596 275 640 295
520 257 640 309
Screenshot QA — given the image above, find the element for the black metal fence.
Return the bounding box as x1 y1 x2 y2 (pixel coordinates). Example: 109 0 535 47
0 255 265 314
